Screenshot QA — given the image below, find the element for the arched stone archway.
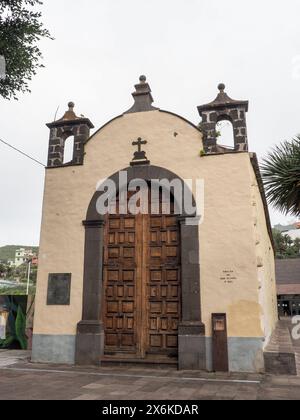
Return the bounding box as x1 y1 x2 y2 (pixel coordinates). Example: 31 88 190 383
75 165 206 370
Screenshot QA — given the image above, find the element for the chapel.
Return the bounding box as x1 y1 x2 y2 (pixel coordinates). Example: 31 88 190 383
32 76 278 372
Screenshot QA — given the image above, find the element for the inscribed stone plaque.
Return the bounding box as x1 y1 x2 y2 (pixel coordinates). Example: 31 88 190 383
47 273 71 305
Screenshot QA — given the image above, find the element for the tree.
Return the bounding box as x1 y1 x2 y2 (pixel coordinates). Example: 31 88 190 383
261 136 300 217
0 263 6 275
273 229 300 259
0 0 52 100
273 229 287 257
4 265 13 279
294 238 300 255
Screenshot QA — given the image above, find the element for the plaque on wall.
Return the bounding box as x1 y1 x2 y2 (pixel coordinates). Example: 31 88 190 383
47 273 71 305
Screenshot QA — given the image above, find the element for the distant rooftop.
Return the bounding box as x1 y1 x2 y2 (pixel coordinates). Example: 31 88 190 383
276 259 300 284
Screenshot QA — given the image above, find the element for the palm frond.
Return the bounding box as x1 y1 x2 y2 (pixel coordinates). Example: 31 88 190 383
261 135 300 217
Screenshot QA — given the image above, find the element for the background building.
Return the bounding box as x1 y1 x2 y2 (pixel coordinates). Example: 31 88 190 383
274 223 300 242
276 259 300 317
14 248 36 267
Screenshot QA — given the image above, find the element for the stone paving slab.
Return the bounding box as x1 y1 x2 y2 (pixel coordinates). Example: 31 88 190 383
0 351 300 400
0 350 30 367
0 365 298 400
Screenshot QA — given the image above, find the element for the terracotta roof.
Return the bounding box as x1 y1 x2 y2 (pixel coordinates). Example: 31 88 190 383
198 83 249 113
277 284 300 295
276 259 300 285
46 102 94 129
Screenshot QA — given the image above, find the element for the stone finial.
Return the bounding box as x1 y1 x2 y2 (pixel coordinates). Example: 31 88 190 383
59 101 78 121
124 75 159 114
218 83 225 92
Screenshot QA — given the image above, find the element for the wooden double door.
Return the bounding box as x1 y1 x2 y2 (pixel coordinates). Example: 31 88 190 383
103 192 181 362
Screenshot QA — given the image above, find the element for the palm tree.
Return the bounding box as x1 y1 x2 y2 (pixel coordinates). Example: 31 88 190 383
261 136 300 217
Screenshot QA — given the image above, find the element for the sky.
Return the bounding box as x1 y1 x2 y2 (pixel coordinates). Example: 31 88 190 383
1 0 300 247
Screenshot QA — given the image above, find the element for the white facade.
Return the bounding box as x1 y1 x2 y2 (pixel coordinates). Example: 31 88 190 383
14 248 33 267
284 229 300 241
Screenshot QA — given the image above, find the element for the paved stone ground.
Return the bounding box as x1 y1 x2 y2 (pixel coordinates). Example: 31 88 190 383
0 351 300 400
0 350 31 367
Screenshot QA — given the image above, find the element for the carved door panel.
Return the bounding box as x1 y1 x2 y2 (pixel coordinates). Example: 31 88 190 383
103 211 142 356
147 214 181 357
103 190 181 360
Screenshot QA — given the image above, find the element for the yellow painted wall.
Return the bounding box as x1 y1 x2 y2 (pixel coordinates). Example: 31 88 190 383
33 110 276 342
199 154 263 338
249 156 278 345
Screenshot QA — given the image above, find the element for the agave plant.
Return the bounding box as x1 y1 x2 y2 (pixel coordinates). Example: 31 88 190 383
0 297 27 350
261 136 300 217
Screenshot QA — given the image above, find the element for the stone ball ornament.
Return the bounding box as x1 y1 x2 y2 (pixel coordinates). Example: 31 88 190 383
218 83 226 92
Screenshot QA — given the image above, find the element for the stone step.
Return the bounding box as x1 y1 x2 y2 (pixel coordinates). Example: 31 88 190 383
264 320 298 376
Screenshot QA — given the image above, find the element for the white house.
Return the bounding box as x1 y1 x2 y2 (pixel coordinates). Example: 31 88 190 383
14 248 33 267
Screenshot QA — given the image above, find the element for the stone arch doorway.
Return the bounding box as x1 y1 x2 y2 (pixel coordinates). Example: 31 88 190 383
75 165 206 370
103 187 181 363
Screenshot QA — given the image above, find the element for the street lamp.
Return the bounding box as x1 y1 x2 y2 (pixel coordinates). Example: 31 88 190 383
26 259 32 295
0 306 9 340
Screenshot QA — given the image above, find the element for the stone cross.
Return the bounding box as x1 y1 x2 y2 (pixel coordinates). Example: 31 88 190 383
131 137 150 166
132 137 147 153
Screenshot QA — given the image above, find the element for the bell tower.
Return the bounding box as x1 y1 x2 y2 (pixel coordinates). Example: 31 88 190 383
46 102 94 168
198 84 249 154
